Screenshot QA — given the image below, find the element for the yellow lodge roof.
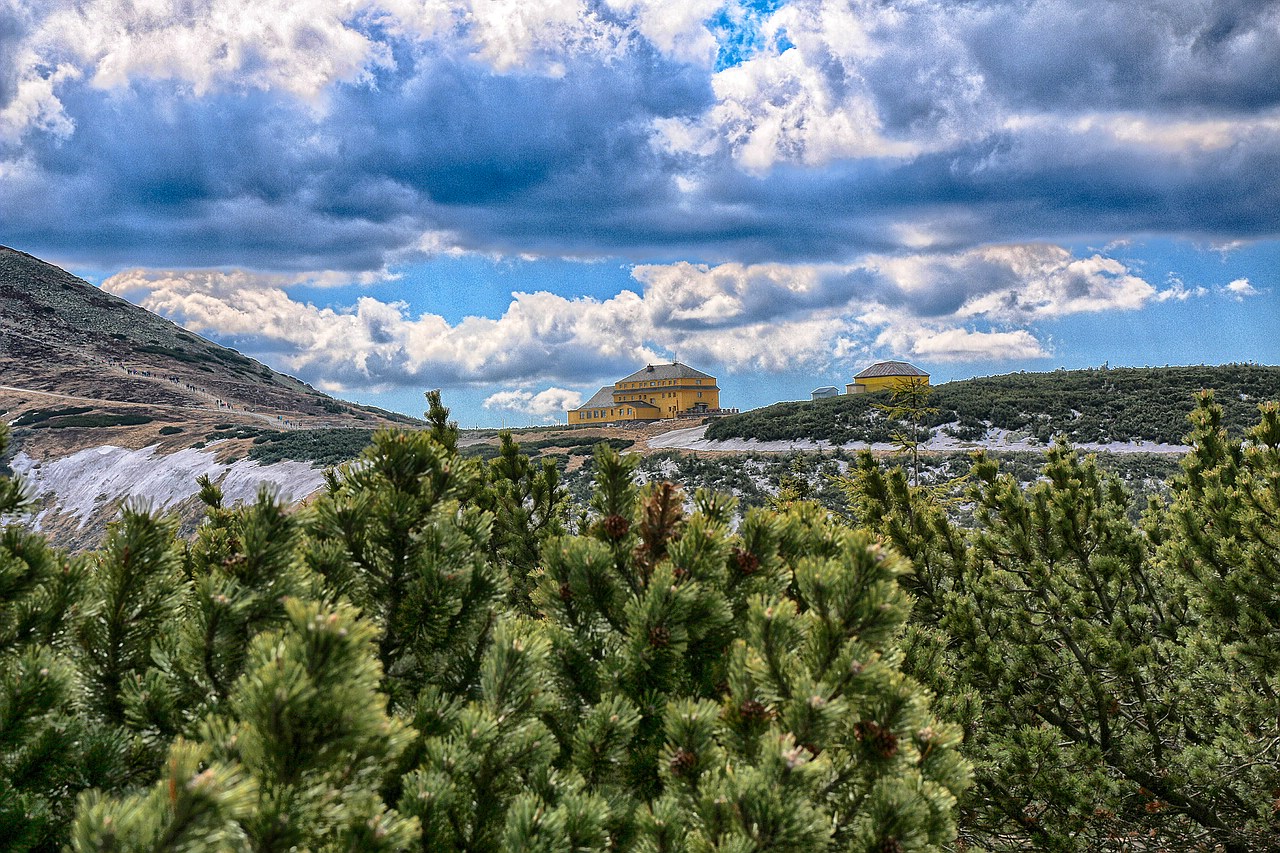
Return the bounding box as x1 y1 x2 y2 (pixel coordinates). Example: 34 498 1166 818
617 361 715 384
576 387 615 409
573 386 661 411
854 360 928 379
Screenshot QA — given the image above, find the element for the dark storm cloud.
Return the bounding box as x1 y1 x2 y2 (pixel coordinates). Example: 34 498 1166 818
0 12 22 111
0 49 716 269
2 0 1279 273
962 0 1280 113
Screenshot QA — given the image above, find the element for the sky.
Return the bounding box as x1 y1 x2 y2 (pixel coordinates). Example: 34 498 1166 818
1 0 1277 426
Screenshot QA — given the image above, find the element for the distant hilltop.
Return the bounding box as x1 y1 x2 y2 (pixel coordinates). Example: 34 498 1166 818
0 245 413 428
711 363 1280 447
0 246 417 550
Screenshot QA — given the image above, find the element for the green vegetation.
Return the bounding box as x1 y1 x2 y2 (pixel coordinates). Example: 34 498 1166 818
207 424 264 442
0 399 970 852
41 413 153 429
839 392 1280 851
5 389 1280 851
709 364 1280 445
247 427 376 465
10 406 93 427
157 425 184 435
464 434 635 463
15 409 155 429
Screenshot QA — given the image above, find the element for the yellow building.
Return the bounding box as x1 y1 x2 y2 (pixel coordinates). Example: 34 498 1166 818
568 362 721 424
845 360 929 394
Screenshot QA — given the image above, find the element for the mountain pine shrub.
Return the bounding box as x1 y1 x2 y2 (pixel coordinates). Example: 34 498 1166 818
843 392 1280 851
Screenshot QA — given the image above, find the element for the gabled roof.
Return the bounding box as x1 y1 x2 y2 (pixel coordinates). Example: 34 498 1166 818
854 360 929 379
572 388 672 412
617 361 715 384
577 387 616 409
811 386 839 393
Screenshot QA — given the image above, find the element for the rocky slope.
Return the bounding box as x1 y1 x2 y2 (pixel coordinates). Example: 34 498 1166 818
1 246 418 548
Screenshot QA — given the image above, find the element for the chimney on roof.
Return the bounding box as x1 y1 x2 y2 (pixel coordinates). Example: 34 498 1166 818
646 364 654 372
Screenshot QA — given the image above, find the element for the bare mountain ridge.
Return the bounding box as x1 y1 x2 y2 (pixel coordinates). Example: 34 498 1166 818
1 246 415 549
1 244 385 420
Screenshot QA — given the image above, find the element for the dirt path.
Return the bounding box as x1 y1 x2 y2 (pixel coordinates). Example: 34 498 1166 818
3 326 304 428
0 382 296 429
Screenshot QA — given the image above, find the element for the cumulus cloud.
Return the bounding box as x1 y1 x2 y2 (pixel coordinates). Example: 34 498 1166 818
100 268 663 388
1155 276 1209 302
1221 278 1261 300
100 242 1160 392
949 247 1156 321
2 0 1278 270
657 39 918 171
483 386 583 420
878 320 1048 362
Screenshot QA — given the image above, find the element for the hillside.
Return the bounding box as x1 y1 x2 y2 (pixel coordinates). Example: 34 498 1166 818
0 246 419 547
705 364 1280 446
0 245 420 426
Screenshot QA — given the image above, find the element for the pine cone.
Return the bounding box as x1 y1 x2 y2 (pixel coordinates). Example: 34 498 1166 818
739 698 772 724
648 625 672 648
602 513 631 540
669 747 697 776
731 547 760 576
558 582 573 603
877 838 904 853
856 721 899 758
673 566 691 582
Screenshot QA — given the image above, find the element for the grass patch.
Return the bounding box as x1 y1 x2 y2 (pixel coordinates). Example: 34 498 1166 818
12 406 93 427
248 429 376 466
38 413 154 429
207 425 264 441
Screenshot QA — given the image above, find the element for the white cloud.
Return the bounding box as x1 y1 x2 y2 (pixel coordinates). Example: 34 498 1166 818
1155 275 1208 302
1222 278 1261 300
36 0 390 99
657 35 917 171
1003 112 1280 156
948 246 1156 321
632 260 850 327
602 0 720 66
0 56 79 144
100 242 1161 394
484 386 582 420
100 268 662 389
909 327 1047 361
858 305 1048 362
1 0 730 142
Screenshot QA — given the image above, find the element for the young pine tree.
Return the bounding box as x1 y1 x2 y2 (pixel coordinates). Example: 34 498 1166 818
848 426 1280 852
478 431 568 614
72 598 418 851
127 481 314 744
528 445 969 851
392 443 968 852
305 426 503 709
0 424 103 851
